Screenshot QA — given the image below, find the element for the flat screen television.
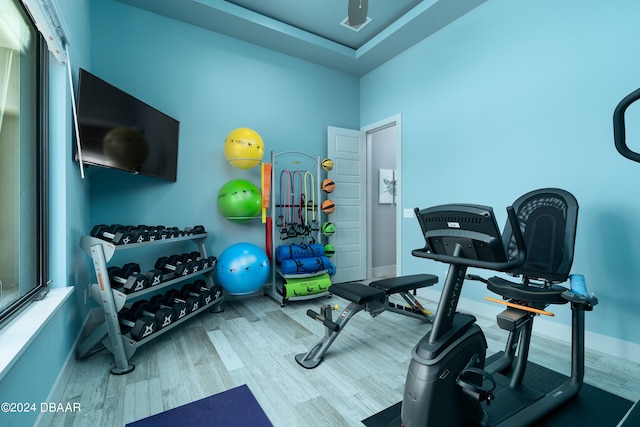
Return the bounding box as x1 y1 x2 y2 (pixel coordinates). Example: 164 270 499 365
75 68 179 182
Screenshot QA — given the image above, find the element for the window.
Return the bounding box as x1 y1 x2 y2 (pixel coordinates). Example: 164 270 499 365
0 0 49 326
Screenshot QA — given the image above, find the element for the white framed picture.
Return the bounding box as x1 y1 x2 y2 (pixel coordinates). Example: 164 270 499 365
379 169 396 204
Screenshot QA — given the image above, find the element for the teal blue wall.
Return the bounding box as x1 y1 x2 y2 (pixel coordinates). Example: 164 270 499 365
86 0 360 258
4 1 640 425
0 0 92 425
2 0 358 424
361 0 640 345
0 294 76 427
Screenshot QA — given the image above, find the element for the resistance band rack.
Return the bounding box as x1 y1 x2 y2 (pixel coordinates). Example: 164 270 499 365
265 151 330 306
76 232 223 374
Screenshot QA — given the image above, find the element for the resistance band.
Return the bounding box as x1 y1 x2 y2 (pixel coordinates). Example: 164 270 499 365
303 170 315 226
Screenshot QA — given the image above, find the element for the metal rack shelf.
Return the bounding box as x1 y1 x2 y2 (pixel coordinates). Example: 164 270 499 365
265 151 331 306
76 230 222 374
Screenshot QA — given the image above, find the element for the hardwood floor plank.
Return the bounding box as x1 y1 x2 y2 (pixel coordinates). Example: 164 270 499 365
207 329 245 371
51 295 640 427
99 372 128 427
292 395 352 426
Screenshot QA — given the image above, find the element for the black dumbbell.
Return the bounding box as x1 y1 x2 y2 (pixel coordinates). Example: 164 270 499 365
150 294 188 321
165 227 183 238
127 225 151 243
118 308 156 340
210 285 224 301
131 300 173 330
180 283 209 309
91 224 145 245
144 268 174 287
136 225 166 242
149 225 167 241
176 253 199 274
91 224 125 244
167 288 200 314
118 225 143 245
155 255 192 277
180 252 208 274
184 225 206 235
182 281 212 306
131 225 151 242
184 251 216 271
90 224 120 240
187 251 215 271
108 263 147 293
192 280 215 302
154 227 170 240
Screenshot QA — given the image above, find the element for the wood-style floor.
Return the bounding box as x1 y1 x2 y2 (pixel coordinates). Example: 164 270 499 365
51 286 639 426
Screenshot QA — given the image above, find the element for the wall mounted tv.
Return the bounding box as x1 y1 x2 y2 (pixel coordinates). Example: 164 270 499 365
75 68 179 182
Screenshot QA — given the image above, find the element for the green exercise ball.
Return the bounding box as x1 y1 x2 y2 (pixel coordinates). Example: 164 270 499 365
217 179 262 223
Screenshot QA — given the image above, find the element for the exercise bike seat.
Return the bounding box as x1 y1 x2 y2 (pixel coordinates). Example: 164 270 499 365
369 274 438 295
486 276 568 305
485 188 579 306
329 283 386 304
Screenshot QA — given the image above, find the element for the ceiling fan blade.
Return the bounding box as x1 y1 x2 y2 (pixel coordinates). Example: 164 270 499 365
348 0 368 27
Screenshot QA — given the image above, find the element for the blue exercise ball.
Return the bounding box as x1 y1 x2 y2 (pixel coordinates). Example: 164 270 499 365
216 242 270 295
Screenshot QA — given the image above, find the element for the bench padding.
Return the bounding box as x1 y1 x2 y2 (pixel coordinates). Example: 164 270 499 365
370 274 438 294
329 283 385 304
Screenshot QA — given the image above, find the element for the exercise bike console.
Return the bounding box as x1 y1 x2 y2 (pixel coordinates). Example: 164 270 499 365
412 204 526 344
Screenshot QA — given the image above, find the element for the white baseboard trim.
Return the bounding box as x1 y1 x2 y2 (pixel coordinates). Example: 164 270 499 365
420 288 640 364
533 316 640 364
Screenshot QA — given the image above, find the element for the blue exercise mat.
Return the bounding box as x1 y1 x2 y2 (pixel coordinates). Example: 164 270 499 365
126 384 272 427
279 256 331 275
275 244 324 262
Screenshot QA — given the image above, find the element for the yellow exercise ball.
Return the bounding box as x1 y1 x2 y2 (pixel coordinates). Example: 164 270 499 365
224 127 265 169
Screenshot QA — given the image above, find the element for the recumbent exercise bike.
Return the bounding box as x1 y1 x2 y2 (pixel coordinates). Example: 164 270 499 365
401 188 598 427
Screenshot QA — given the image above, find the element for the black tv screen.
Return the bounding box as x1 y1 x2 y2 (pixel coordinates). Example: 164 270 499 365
75 68 179 182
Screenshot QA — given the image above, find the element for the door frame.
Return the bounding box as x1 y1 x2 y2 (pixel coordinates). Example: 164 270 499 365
362 114 402 278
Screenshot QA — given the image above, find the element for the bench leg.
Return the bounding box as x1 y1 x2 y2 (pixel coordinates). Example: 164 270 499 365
381 292 435 322
295 301 365 369
400 291 434 318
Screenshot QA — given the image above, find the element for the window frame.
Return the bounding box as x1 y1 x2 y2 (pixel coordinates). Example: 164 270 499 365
0 0 50 326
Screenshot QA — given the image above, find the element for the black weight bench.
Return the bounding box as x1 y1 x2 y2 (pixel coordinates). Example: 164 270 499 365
295 273 438 369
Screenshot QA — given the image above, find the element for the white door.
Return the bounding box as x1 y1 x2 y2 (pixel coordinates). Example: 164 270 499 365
327 126 367 283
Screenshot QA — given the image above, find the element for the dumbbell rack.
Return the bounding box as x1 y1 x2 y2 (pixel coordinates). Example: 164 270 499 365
76 232 223 375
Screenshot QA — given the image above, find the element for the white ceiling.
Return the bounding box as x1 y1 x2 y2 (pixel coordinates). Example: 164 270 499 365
223 0 424 50
115 0 487 76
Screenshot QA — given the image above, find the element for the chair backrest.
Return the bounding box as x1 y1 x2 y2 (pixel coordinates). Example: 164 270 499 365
502 188 578 284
